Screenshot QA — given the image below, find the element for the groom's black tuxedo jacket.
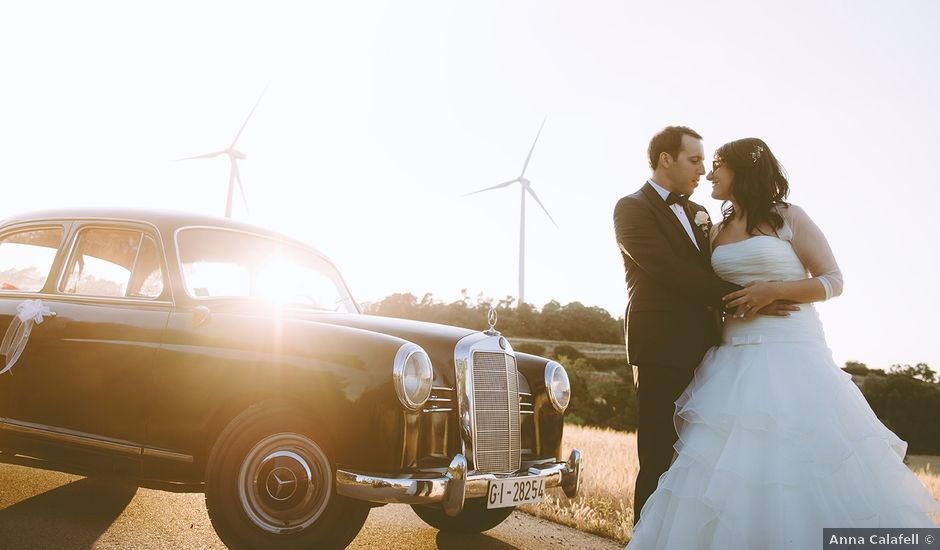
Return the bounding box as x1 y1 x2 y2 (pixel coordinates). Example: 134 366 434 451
614 182 740 369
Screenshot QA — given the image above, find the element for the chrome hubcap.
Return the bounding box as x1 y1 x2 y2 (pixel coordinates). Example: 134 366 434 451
238 433 331 534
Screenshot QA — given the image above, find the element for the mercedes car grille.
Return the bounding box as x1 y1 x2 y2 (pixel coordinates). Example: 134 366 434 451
471 351 521 473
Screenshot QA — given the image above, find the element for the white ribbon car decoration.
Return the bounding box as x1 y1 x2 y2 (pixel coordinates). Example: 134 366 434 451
0 299 55 375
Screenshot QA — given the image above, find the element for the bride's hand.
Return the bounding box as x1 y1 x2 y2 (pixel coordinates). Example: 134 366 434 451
756 300 800 318
722 282 784 320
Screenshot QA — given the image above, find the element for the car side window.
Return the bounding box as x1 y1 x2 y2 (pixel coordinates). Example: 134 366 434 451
0 227 64 292
127 234 164 298
61 228 165 299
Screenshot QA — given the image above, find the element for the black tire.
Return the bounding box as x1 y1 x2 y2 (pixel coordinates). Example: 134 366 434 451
205 403 370 550
411 498 515 533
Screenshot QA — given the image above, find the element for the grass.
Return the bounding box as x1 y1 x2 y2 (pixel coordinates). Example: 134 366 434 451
909 455 940 502
519 426 638 543
907 454 939 474
520 424 940 545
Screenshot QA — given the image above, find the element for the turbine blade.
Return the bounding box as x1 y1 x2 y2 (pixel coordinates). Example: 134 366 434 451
526 185 558 228
519 116 547 177
229 83 270 149
175 150 226 161
461 179 517 197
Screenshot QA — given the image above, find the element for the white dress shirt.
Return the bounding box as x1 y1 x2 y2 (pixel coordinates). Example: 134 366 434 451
648 179 700 250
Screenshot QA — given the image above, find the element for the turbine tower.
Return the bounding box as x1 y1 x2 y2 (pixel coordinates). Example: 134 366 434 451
464 118 557 306
177 87 268 218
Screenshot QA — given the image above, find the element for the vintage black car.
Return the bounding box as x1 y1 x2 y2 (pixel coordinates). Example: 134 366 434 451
0 209 582 549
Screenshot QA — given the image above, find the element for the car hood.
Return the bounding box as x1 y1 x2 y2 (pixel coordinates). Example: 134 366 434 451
300 313 483 388
188 303 544 392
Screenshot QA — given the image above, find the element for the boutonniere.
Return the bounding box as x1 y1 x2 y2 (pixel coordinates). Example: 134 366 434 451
694 211 711 235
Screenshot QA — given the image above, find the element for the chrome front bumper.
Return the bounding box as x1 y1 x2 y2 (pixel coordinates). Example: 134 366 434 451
335 449 583 517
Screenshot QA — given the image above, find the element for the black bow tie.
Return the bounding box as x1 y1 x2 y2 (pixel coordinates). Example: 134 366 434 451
665 192 689 206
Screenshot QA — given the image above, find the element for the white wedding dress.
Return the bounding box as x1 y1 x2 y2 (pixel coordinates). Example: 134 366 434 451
627 207 940 549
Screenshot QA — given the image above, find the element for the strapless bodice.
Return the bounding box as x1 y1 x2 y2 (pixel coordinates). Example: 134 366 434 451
711 236 825 345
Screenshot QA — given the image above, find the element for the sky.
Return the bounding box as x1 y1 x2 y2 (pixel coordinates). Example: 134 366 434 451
1 1 937 372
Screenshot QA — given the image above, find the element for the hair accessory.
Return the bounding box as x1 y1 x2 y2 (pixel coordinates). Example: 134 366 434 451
751 145 764 163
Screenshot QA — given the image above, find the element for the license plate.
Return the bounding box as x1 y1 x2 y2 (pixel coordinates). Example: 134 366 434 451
486 476 546 509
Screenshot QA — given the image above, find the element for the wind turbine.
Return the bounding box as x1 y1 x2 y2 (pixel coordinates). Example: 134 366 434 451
464 117 557 306
177 87 268 218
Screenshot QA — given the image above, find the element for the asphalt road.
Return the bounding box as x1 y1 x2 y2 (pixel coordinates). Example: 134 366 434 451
0 460 621 550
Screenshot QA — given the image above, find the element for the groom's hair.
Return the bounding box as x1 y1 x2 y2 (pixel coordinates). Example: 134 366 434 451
648 126 702 169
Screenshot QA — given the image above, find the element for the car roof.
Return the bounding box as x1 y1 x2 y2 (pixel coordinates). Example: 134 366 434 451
0 207 325 255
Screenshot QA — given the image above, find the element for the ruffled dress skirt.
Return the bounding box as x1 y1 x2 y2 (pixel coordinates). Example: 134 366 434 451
626 308 940 549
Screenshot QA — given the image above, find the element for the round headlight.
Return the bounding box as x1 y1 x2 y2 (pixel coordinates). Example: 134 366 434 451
545 361 571 413
394 343 433 411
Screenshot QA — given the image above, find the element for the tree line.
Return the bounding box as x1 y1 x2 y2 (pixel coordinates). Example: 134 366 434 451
548 351 940 455
366 292 939 454
844 360 939 454
364 291 624 344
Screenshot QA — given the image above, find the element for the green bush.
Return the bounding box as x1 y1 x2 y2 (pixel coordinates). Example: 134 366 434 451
862 374 940 454
564 413 586 426
843 360 869 376
513 342 546 356
889 363 937 383
558 356 637 432
552 344 583 360
592 356 628 372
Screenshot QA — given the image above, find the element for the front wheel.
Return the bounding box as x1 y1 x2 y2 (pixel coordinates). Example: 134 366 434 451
411 498 515 533
205 403 369 549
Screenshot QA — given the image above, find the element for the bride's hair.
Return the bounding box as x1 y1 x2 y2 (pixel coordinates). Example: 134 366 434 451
716 137 790 236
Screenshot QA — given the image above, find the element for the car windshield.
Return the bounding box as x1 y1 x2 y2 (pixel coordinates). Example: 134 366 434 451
176 228 357 313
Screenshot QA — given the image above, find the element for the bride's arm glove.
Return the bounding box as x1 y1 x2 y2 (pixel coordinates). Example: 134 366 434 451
722 205 843 319
615 197 738 308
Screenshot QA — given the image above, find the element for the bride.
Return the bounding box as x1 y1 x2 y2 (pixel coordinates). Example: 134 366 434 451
626 138 940 549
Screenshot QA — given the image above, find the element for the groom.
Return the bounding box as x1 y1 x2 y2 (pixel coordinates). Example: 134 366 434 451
614 126 793 521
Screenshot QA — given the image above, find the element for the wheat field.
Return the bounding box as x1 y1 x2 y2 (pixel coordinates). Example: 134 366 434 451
520 425 940 545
